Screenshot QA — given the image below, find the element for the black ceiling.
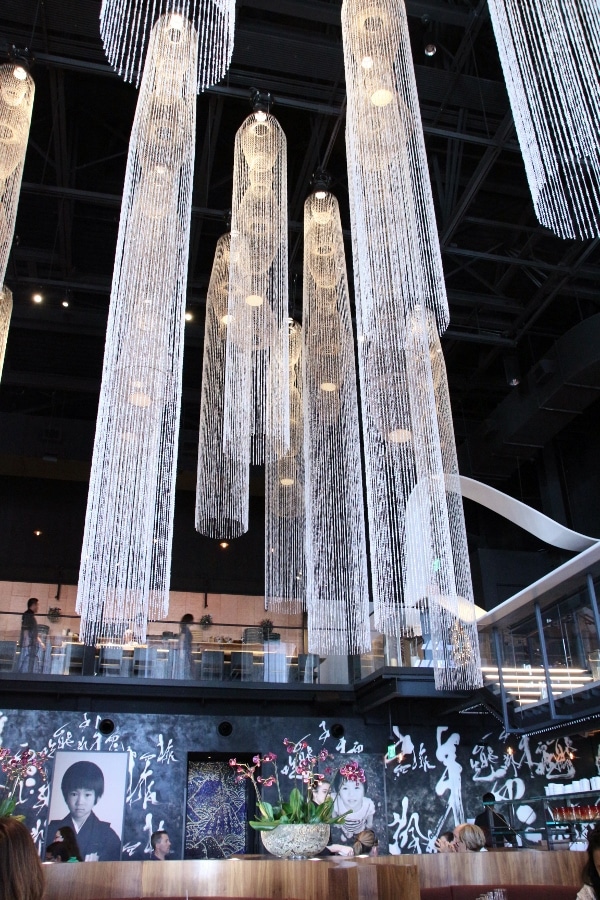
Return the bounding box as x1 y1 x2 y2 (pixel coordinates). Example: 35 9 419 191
1 0 599 510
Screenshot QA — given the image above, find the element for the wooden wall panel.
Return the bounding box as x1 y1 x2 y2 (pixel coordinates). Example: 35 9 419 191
43 852 586 900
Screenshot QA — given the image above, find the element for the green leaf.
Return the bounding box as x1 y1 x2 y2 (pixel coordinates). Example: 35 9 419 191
257 800 274 821
0 799 16 817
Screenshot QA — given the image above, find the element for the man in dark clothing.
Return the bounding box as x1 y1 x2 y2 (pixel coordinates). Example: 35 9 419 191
18 597 44 672
474 791 517 848
47 760 121 861
150 831 171 860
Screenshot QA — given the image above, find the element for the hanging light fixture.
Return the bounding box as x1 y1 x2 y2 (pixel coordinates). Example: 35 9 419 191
76 13 198 645
342 0 482 689
0 59 35 286
100 0 235 92
196 232 249 539
0 284 12 381
223 92 289 467
265 320 305 614
488 0 600 240
302 187 370 656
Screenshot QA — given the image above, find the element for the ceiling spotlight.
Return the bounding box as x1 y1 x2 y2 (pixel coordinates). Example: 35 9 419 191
32 292 43 303
33 530 42 537
62 300 69 308
185 311 193 321
424 43 437 57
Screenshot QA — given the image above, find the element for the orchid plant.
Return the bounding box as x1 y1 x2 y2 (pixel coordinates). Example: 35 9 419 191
0 747 47 820
229 737 365 831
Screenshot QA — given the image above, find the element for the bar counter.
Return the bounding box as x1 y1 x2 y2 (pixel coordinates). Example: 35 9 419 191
43 850 585 900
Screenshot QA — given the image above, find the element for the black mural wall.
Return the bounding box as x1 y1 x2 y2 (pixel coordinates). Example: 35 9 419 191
1 705 598 859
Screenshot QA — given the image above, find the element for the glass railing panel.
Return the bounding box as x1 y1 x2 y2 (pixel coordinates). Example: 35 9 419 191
0 611 351 685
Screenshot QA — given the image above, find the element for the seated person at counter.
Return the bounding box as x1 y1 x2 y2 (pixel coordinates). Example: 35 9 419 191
47 760 121 862
328 829 378 857
453 823 487 852
577 825 600 900
474 792 517 848
435 830 456 853
150 830 171 860
45 824 83 862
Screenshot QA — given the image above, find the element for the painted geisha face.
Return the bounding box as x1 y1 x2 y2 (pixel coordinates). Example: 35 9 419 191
338 779 364 808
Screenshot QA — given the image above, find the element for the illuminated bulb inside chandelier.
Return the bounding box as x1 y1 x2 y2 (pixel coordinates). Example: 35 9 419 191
255 110 267 123
370 88 394 107
315 190 327 200
13 66 27 81
129 383 152 408
220 313 233 325
166 13 184 40
387 428 411 444
245 294 263 307
320 381 337 392
361 56 374 69
280 476 295 486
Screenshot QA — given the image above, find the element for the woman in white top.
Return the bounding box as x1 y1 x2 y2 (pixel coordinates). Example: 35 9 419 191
577 826 600 900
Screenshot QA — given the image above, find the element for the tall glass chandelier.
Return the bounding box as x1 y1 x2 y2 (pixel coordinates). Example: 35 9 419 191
488 0 600 240
223 103 289 467
342 0 482 689
0 285 12 381
100 0 235 92
196 232 249 539
265 320 305 614
77 13 198 644
0 62 35 286
302 189 370 656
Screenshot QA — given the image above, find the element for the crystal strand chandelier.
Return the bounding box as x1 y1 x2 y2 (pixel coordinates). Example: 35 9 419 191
76 13 198 645
265 320 305 614
0 62 35 286
488 0 600 240
342 0 482 689
100 0 235 92
0 285 12 380
196 232 249 539
302 188 370 655
223 98 289 467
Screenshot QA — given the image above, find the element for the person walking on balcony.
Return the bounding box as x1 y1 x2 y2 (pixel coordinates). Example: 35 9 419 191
18 597 45 673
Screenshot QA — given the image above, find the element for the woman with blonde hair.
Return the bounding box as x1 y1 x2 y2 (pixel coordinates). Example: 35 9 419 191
0 817 44 900
454 823 487 852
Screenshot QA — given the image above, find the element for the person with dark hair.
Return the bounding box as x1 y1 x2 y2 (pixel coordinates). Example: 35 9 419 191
150 830 171 860
178 614 194 679
45 824 83 862
18 597 45 673
332 771 374 840
0 816 45 900
474 792 517 848
435 830 456 853
47 760 121 861
577 825 600 900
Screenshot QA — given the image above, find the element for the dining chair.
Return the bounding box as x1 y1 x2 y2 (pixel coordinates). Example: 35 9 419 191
200 649 224 680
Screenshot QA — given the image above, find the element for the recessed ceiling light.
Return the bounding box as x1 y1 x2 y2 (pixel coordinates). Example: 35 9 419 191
185 311 193 321
62 300 69 308
32 293 43 303
219 541 229 549
33 530 42 536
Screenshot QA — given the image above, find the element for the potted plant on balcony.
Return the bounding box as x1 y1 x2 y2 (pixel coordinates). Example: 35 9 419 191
230 738 363 858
